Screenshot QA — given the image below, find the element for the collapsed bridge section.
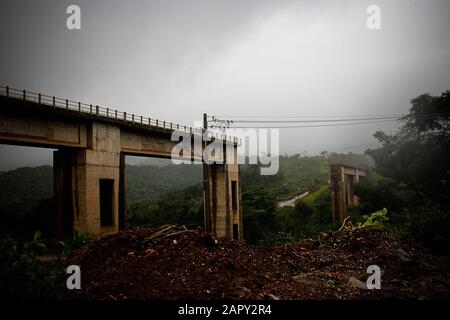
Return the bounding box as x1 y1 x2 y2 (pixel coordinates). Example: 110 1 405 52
330 164 367 225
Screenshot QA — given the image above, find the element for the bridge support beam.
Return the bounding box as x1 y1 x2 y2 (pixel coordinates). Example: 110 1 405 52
203 162 243 241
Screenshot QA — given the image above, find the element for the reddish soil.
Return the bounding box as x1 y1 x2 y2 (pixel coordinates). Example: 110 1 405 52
64 226 450 300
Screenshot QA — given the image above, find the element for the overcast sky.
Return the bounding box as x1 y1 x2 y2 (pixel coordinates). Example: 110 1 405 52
1 0 449 170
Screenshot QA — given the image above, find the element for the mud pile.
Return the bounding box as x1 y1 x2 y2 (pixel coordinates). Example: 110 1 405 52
64 225 450 300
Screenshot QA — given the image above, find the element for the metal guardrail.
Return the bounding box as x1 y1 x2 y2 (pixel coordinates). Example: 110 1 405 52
0 85 239 144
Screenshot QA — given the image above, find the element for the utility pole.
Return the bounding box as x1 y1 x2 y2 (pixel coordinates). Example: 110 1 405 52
202 112 212 233
203 113 208 132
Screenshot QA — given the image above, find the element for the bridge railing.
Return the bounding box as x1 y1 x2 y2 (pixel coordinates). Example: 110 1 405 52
0 86 240 144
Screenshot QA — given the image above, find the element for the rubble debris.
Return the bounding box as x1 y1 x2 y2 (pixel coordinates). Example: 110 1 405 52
266 294 281 300
235 287 252 299
395 248 411 263
63 225 450 300
348 277 368 289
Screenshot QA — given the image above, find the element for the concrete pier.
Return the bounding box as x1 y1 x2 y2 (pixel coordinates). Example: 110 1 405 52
330 164 367 225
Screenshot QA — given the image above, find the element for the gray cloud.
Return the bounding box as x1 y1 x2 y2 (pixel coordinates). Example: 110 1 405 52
1 0 449 169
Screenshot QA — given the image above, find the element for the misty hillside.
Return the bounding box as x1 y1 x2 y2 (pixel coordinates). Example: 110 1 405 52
125 164 202 203
0 164 202 214
0 152 372 215
0 166 53 214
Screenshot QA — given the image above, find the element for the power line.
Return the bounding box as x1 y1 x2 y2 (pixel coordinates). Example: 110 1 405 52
209 113 405 119
208 112 450 129
215 115 401 123
210 118 399 129
210 112 450 123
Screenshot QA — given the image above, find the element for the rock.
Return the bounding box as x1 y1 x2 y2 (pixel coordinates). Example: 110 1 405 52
348 277 368 289
199 234 218 247
36 254 60 262
319 232 329 242
266 294 280 300
419 261 433 271
235 286 252 298
395 248 411 263
145 248 157 256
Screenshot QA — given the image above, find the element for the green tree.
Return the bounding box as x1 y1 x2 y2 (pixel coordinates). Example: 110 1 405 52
363 90 450 252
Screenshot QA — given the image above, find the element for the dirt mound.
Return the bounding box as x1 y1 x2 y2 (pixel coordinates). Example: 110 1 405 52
64 226 450 300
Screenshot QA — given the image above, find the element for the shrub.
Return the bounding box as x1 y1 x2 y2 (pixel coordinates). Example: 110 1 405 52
360 208 389 230
0 233 65 299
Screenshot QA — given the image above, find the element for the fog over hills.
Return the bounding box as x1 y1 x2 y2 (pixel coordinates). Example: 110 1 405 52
1 0 450 170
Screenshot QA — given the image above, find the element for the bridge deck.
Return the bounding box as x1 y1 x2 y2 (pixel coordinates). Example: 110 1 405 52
0 85 238 144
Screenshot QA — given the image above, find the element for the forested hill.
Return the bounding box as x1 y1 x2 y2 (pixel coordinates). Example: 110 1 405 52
0 152 373 215
125 164 201 203
0 152 373 242
0 166 53 214
0 164 202 214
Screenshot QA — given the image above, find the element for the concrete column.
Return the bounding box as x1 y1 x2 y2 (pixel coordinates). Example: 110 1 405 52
118 153 126 231
330 164 346 225
54 122 122 236
214 163 230 237
203 144 243 241
346 175 352 205
75 122 121 235
352 169 360 205
203 163 212 234
53 149 75 239
228 162 242 241
355 169 360 183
